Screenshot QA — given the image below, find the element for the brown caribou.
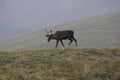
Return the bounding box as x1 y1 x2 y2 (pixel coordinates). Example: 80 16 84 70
45 29 78 48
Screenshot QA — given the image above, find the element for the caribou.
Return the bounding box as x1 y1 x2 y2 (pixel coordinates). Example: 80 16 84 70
45 29 78 48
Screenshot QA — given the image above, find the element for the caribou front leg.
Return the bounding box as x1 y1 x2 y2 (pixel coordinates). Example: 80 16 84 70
60 40 65 48
56 40 59 48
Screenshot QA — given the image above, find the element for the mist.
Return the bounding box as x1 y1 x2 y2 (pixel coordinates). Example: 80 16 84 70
0 0 120 39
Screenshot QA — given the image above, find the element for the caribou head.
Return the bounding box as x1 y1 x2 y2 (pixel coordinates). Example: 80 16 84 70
45 29 54 42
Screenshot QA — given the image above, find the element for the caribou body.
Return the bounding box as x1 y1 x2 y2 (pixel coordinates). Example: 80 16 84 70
45 29 78 48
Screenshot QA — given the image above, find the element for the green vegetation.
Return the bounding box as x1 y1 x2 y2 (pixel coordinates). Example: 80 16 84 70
0 48 120 80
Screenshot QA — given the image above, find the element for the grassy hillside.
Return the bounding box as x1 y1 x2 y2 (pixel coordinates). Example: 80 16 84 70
0 48 120 80
0 12 120 50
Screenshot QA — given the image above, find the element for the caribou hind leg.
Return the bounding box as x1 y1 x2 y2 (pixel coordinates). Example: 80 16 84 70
68 38 73 46
73 38 78 47
71 36 78 47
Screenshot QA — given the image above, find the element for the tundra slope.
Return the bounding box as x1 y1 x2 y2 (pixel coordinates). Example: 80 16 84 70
0 12 120 50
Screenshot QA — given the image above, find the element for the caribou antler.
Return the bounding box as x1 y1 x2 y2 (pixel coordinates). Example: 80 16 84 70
50 30 52 34
45 29 49 34
45 29 53 35
45 29 50 37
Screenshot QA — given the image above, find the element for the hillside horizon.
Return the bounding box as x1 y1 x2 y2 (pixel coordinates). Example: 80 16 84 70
0 12 120 51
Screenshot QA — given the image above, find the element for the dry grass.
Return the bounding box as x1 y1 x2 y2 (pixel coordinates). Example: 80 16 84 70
0 48 120 80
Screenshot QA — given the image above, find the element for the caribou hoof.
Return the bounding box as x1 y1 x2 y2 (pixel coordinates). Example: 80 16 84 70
75 47 79 49
62 47 65 49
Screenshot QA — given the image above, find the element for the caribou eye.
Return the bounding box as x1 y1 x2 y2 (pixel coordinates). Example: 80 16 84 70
46 34 49 37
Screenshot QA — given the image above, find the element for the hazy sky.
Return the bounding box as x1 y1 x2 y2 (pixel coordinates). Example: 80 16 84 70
0 0 120 39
